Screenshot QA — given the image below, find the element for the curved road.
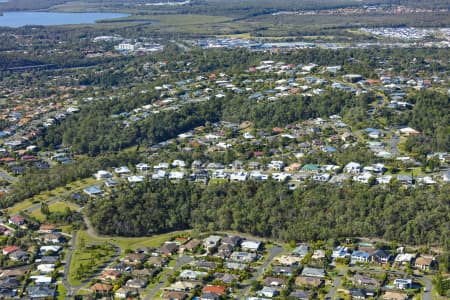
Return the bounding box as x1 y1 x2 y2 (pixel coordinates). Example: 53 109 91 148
144 256 193 300
237 246 283 300
0 169 17 182
422 275 433 300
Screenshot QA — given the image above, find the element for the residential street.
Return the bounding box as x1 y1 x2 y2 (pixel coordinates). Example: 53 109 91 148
422 275 433 300
0 169 16 182
144 255 193 300
63 231 77 298
326 268 345 299
387 134 401 156
237 246 284 300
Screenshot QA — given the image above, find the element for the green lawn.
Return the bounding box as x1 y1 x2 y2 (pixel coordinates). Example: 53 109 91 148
68 231 116 286
6 178 95 216
68 229 191 285
77 229 191 251
104 231 191 250
56 283 67 300
30 201 80 221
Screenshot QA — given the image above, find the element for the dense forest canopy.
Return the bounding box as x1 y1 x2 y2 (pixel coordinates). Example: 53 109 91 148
87 179 450 250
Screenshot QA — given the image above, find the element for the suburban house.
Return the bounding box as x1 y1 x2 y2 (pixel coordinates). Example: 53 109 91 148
241 240 261 252
3 246 20 256
264 277 287 287
42 233 65 244
201 285 226 298
382 291 409 300
344 162 362 174
395 253 416 265
414 256 435 271
394 278 413 290
217 243 234 258
8 215 25 226
166 280 201 292
257 286 279 298
289 290 310 300
292 245 310 258
9 250 29 262
38 225 56 234
94 170 113 180
126 278 148 288
272 266 295 277
222 235 241 247
351 251 370 263
83 186 104 196
179 239 201 253
332 246 350 259
99 269 121 282
369 250 391 264
301 267 325 278
147 256 167 268
123 253 146 265
162 291 188 300
350 274 381 288
27 285 56 299
230 251 257 263
203 235 221 250
295 276 323 288
159 242 179 256
90 283 113 295
274 255 301 266
179 270 207 281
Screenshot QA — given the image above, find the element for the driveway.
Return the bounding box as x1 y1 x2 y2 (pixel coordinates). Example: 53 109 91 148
422 275 433 300
237 246 284 299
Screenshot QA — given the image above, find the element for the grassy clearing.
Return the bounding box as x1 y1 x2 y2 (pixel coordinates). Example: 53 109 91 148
68 231 116 286
56 284 67 300
106 231 191 250
78 229 191 251
6 177 96 216
141 14 230 26
30 201 80 221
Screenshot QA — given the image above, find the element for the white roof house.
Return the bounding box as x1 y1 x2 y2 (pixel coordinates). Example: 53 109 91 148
203 235 222 249
395 253 416 263
172 160 186 168
179 270 207 280
344 162 362 174
230 172 248 181
30 275 52 284
152 170 166 180
94 170 113 180
40 245 61 254
332 246 349 258
37 264 55 274
114 166 131 175
241 240 261 252
353 172 373 184
127 176 144 183
169 171 185 180
136 163 150 171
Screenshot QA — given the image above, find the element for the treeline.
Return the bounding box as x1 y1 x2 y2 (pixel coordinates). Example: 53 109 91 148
87 179 450 250
380 90 450 153
221 90 374 129
40 96 223 155
0 151 141 208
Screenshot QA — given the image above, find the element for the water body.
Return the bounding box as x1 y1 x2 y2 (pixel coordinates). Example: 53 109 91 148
0 12 129 27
